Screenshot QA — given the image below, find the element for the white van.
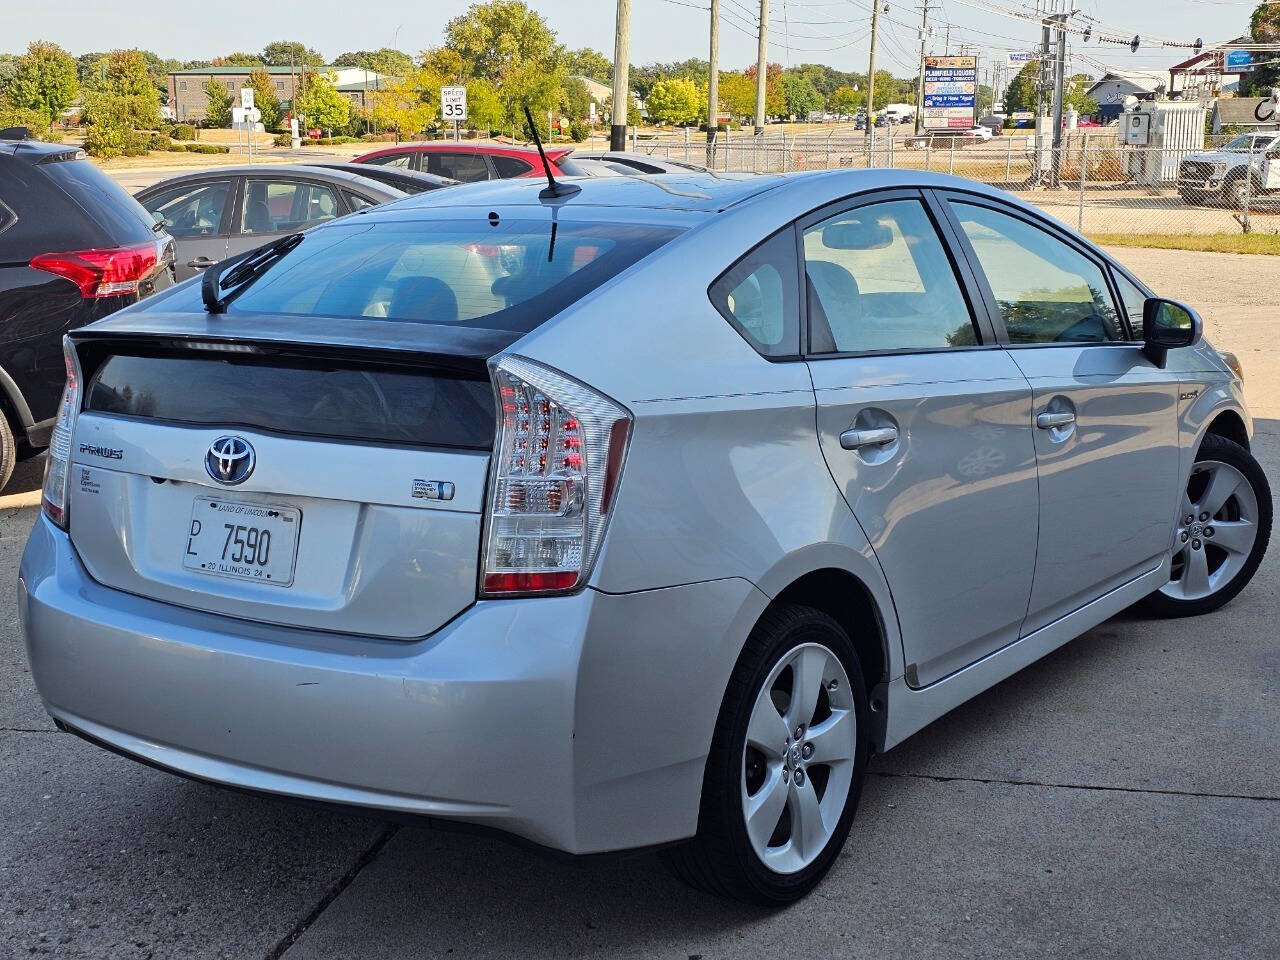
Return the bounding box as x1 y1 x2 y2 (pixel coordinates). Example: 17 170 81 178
882 103 916 122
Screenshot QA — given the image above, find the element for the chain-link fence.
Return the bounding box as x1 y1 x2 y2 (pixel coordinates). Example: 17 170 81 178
584 129 1280 238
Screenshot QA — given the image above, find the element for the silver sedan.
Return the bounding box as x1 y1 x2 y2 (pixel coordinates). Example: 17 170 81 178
20 169 1271 904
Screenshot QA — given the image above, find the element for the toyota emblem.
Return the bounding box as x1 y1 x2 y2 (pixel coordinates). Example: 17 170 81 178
205 436 255 485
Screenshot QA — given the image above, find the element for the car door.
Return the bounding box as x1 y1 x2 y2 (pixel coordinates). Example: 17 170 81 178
940 193 1181 634
802 190 1040 687
233 176 344 257
137 177 234 280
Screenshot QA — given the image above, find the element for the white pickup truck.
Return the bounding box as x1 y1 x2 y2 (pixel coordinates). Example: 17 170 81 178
1178 131 1280 207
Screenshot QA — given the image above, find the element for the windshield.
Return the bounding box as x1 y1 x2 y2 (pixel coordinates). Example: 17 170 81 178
152 218 684 332
1222 135 1269 152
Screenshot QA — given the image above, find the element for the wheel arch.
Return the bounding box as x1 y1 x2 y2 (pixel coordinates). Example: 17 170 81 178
0 361 34 436
1203 408 1250 451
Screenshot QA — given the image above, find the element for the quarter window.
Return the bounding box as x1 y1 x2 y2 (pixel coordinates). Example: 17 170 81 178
491 155 535 178
1112 270 1148 339
803 198 978 353
953 203 1123 344
708 228 800 358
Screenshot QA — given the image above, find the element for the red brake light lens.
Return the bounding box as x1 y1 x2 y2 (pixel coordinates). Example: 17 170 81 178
30 240 164 298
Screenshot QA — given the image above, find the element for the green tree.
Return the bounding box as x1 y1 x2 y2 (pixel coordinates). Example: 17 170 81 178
1003 61 1038 114
215 52 265 67
744 62 786 117
1245 3 1280 95
717 72 755 119
296 72 350 132
203 77 232 126
334 48 414 77
645 76 701 125
603 93 640 127
782 72 824 118
566 47 611 82
83 50 161 130
370 67 438 140
262 41 324 70
828 85 863 116
559 76 593 122
247 69 282 128
3 41 78 123
1064 74 1098 117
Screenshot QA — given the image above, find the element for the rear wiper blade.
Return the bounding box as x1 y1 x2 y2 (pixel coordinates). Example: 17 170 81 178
202 232 304 314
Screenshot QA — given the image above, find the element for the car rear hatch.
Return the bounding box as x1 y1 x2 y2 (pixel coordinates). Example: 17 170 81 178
66 328 497 639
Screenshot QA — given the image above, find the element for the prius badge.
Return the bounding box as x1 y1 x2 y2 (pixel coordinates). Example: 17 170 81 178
205 436 255 485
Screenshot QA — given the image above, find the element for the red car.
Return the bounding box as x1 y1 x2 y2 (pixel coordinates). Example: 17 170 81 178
352 143 570 183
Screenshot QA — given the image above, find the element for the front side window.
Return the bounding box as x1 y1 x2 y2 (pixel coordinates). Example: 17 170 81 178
141 180 231 237
708 229 800 358
952 203 1123 344
803 198 977 353
240 180 339 235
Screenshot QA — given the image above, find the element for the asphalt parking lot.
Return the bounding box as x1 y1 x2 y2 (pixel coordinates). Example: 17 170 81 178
1 246 1276 959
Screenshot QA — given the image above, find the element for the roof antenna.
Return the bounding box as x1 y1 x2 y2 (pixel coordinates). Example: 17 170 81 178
523 103 579 201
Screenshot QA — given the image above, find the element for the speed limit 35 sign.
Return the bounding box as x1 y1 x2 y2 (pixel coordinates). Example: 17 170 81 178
441 86 467 122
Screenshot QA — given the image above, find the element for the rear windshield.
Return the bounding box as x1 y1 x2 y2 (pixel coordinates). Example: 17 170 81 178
47 158 159 244
217 219 683 332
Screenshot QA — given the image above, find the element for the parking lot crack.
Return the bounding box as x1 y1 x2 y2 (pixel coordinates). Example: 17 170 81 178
870 771 1279 802
265 824 399 959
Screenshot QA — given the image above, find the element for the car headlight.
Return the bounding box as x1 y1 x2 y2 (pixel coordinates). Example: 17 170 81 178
1220 350 1244 383
1211 162 1228 178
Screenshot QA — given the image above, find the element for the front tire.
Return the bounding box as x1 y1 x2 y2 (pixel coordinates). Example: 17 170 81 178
1141 434 1272 617
662 604 869 904
0 416 15 491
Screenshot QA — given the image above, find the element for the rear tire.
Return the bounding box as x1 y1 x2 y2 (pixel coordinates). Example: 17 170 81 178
1140 434 1271 618
661 604 869 904
0 416 15 492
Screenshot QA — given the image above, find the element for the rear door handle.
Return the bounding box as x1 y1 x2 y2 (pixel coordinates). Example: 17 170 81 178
187 257 217 268
1036 411 1076 429
839 426 898 450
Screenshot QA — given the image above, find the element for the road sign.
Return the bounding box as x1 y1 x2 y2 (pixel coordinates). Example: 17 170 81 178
240 87 254 111
442 86 467 123
1224 49 1254 73
923 55 978 129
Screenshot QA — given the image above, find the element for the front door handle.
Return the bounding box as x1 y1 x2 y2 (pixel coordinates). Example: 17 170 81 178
187 256 217 269
840 426 899 450
1036 411 1076 429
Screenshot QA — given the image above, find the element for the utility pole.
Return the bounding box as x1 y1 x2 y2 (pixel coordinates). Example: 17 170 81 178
754 0 769 135
914 0 932 136
1050 2 1070 185
1034 1 1051 181
865 0 880 153
708 0 719 166
611 0 632 151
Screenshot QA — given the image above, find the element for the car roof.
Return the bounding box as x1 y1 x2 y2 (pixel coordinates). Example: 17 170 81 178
0 137 87 163
357 142 571 159
307 162 458 186
135 164 407 198
380 171 787 214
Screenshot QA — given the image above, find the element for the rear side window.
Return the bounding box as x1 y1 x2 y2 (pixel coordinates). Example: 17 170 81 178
708 229 800 358
425 152 489 182
213 219 683 333
241 179 339 235
491 155 534 178
46 158 158 244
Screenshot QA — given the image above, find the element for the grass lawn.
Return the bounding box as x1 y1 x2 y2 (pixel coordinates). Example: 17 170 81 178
1091 232 1280 255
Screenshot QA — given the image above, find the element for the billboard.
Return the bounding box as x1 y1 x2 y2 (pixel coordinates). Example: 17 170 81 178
1006 51 1037 73
1224 49 1254 73
924 55 978 129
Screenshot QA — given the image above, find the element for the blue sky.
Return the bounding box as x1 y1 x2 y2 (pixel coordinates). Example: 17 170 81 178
1 0 1258 79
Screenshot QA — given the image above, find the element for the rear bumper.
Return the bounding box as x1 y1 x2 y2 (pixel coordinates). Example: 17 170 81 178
20 515 766 854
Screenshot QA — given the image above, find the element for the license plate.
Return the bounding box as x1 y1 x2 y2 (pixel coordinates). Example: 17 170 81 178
182 497 302 587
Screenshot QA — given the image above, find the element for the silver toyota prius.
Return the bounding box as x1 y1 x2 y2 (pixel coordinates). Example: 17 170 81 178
19 170 1271 903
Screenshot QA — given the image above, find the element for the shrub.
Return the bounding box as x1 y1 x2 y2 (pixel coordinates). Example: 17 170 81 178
301 135 361 145
171 123 197 141
83 123 129 158
274 132 292 147
0 106 55 140
568 120 589 142
183 142 229 154
359 132 396 142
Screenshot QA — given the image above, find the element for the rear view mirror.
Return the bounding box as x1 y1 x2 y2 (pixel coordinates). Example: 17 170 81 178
1142 297 1202 368
822 218 894 250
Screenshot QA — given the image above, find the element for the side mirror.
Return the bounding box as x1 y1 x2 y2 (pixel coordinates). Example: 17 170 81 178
1142 297 1202 368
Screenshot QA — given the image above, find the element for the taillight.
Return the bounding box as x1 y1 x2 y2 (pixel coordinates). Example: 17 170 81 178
481 356 631 597
42 337 83 529
30 239 164 298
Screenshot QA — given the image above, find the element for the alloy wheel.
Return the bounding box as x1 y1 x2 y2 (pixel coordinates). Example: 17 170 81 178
1160 459 1260 602
740 642 855 875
